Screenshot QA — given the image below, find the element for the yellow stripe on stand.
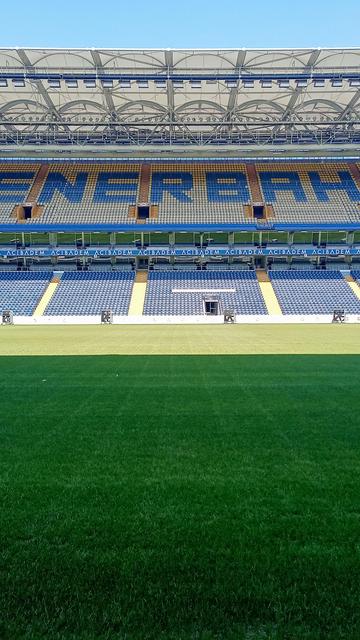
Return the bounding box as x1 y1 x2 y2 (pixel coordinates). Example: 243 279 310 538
256 270 282 315
345 275 360 301
33 279 60 317
128 271 148 316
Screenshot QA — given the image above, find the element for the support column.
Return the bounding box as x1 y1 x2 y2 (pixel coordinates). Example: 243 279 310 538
49 232 57 247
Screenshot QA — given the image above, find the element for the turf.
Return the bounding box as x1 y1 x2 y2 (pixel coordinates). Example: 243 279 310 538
1 324 360 355
1 354 360 639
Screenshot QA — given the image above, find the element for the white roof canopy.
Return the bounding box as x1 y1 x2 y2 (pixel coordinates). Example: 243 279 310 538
0 48 360 156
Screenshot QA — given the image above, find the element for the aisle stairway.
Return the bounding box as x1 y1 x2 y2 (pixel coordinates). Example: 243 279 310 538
128 271 148 315
256 270 282 315
33 273 62 316
344 273 360 301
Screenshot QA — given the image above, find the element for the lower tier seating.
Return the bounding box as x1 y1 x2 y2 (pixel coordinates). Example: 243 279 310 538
143 271 267 315
270 270 360 314
0 272 52 315
44 272 134 316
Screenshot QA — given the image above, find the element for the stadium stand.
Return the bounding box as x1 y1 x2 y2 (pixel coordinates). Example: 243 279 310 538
256 163 360 224
143 271 267 315
269 271 360 314
0 271 52 315
38 164 141 224
0 162 360 225
44 272 135 316
0 165 40 222
150 164 251 224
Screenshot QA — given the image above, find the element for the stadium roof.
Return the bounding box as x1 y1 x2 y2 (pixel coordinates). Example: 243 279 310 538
1 47 360 158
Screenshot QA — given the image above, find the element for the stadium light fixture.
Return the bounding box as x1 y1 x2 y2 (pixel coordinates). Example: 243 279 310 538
242 79 254 88
137 80 148 88
0 79 8 87
349 79 360 87
84 79 96 88
261 80 272 88
119 80 131 88
48 79 61 88
313 79 325 87
278 80 290 88
12 79 25 87
102 79 113 89
296 79 307 88
332 79 343 87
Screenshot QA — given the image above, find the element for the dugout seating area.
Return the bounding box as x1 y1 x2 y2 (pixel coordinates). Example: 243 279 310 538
269 270 360 315
0 271 52 315
44 271 135 316
143 271 268 315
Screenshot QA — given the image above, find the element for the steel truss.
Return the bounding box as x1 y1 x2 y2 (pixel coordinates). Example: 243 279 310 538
0 48 360 152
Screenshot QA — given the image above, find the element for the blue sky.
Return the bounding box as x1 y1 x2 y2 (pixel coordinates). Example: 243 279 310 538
0 0 359 48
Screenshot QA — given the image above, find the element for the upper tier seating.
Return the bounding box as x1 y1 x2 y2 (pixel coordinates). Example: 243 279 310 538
150 163 251 224
0 164 40 222
0 161 359 225
44 272 134 316
38 164 141 224
0 271 52 315
143 271 267 315
269 270 360 314
256 163 360 224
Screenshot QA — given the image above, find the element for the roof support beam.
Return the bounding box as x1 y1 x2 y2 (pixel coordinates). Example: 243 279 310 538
282 50 322 123
16 49 68 129
226 50 247 115
165 50 175 141
338 90 360 120
90 51 117 118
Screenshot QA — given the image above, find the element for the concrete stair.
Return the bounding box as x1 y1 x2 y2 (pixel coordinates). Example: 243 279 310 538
344 273 360 301
348 163 360 191
138 164 151 202
128 271 148 315
33 274 61 317
256 269 282 315
246 164 264 202
27 164 49 202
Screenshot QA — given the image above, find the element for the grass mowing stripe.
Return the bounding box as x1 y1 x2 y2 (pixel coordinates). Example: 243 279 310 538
0 355 360 639
1 324 360 356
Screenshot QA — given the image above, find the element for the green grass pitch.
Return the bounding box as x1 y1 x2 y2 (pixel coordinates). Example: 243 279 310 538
1 342 360 639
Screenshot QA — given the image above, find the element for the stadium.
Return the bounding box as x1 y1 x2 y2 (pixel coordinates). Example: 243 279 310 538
1 45 360 640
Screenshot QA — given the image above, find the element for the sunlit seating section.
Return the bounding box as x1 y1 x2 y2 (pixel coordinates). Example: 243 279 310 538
0 164 39 222
150 163 252 224
270 270 360 314
0 271 52 315
143 270 267 315
39 164 141 224
256 163 360 224
44 271 135 315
